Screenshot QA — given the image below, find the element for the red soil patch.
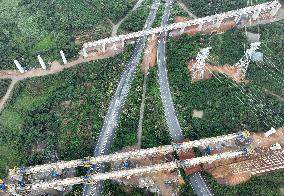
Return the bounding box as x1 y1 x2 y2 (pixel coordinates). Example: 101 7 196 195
188 59 245 83
176 139 202 175
113 145 184 196
171 16 236 38
0 49 118 79
204 128 284 185
141 35 158 74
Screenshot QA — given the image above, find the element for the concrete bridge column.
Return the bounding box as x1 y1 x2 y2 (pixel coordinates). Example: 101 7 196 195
82 48 88 58
37 55 46 70
112 43 117 50
234 15 242 25
252 9 261 20
102 43 106 53
197 21 204 31
60 50 67 64
214 19 223 28
14 60 25 73
270 5 280 17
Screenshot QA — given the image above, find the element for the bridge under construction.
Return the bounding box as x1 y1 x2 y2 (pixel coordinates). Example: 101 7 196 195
82 1 281 55
2 1 283 196
4 131 251 194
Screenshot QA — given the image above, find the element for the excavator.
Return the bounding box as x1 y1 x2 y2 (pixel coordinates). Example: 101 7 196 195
0 179 6 191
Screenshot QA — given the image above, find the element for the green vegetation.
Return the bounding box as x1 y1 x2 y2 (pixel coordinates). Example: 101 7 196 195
182 0 282 17
166 30 283 137
118 0 155 34
203 171 284 196
246 21 284 96
0 79 11 98
183 0 247 17
165 22 284 196
87 0 137 24
141 69 171 148
0 0 137 70
111 72 143 152
0 45 134 177
118 0 187 34
102 180 150 195
0 0 283 195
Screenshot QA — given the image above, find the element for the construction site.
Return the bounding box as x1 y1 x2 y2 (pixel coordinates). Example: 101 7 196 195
0 127 283 195
0 0 283 196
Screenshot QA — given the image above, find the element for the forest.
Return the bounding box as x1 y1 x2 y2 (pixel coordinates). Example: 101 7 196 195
0 44 135 176
0 79 11 98
0 0 137 70
183 0 284 17
0 0 283 195
118 0 187 34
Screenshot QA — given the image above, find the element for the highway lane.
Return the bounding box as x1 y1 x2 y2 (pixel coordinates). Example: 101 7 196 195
188 173 213 196
156 0 213 195
82 0 161 195
157 0 183 141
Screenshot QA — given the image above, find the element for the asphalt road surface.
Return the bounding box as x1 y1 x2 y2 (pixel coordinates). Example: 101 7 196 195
82 0 161 195
157 0 213 195
157 0 184 142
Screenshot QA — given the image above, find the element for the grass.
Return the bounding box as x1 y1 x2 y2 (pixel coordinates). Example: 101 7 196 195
0 110 24 132
34 35 57 52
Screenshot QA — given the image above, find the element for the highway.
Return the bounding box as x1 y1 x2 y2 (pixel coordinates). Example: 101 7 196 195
157 0 183 141
82 0 161 195
156 0 213 195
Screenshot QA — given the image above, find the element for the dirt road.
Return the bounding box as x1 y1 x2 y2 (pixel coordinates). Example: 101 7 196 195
0 49 121 112
177 0 197 19
111 0 145 36
0 79 19 111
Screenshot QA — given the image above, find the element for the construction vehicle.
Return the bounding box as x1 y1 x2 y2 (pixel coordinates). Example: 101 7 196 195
19 181 26 189
51 170 60 178
82 175 93 184
19 167 26 175
9 169 23 182
173 143 182 151
236 130 251 145
123 160 129 169
270 143 282 151
243 146 255 155
243 130 250 137
205 146 214 155
84 164 92 168
90 164 97 171
0 179 6 191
